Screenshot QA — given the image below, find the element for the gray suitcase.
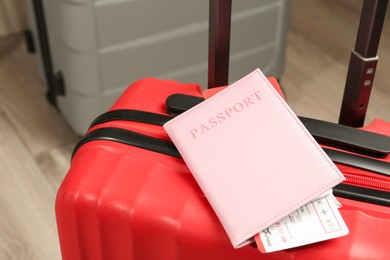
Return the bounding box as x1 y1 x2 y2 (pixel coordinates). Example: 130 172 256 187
27 0 290 134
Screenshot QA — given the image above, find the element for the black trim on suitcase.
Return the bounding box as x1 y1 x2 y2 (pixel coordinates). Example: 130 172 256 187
334 184 390 207
72 127 181 158
299 117 390 158
323 148 390 177
89 109 174 128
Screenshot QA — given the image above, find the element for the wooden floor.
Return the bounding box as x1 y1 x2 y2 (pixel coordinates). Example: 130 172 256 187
0 1 389 259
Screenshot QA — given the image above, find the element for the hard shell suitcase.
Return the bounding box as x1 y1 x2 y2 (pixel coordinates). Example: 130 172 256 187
56 0 390 259
56 77 390 260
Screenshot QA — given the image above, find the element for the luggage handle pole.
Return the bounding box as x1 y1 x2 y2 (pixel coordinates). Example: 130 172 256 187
208 0 232 88
339 0 388 127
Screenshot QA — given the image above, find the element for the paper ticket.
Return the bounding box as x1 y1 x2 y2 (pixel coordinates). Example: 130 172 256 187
255 194 349 253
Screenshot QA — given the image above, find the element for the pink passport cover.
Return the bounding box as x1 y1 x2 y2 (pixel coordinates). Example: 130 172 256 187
163 69 345 248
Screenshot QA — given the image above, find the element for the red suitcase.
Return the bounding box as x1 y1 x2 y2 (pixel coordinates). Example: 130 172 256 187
56 77 390 259
56 0 390 259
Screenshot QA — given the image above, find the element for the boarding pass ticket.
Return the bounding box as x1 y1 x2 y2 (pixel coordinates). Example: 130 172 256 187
255 191 349 253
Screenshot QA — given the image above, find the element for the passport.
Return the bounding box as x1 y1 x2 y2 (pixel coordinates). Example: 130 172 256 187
163 68 345 248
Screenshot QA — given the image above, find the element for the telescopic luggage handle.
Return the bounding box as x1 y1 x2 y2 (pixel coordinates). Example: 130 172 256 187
208 0 232 89
208 0 388 127
339 0 388 127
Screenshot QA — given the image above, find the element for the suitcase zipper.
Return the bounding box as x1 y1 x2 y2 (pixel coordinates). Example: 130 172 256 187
343 172 390 191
